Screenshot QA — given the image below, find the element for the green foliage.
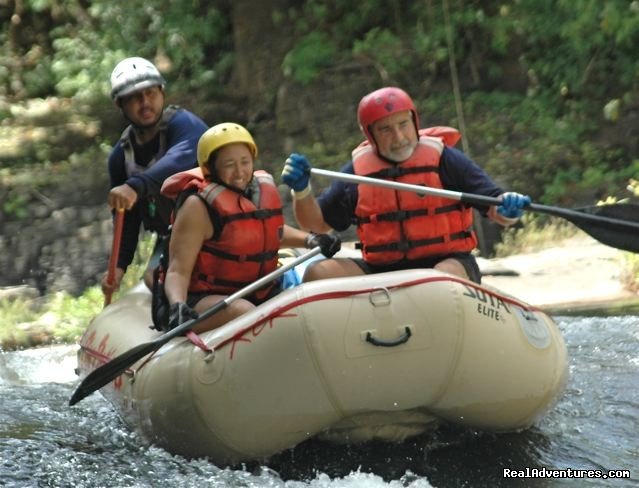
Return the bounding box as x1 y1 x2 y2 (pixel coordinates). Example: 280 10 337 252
2 0 635 107
1 0 231 102
282 32 338 85
511 0 639 98
121 233 157 292
352 28 409 78
2 194 29 219
443 89 637 204
44 288 104 343
0 287 102 349
0 233 157 349
0 1 635 201
620 252 639 293
0 298 40 347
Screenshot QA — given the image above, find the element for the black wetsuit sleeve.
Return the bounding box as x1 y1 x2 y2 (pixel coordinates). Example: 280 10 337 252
316 161 359 231
439 146 504 214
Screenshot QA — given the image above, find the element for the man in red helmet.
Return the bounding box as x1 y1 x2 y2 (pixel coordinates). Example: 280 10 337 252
281 86 530 283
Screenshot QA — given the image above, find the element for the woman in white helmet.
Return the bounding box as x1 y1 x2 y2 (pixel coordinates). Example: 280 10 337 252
101 56 208 298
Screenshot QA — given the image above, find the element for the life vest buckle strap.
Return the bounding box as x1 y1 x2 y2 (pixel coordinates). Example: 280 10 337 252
396 240 412 252
435 203 463 214
450 230 474 241
365 165 438 180
223 208 283 223
366 240 414 253
252 209 278 219
359 208 430 225
201 247 278 263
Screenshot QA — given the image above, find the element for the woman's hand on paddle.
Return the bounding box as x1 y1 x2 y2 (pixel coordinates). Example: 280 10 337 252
306 232 341 258
168 302 199 331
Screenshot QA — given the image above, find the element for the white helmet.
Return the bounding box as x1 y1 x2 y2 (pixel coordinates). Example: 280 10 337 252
110 57 166 100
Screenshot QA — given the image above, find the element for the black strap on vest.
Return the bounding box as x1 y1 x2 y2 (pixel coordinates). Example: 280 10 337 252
357 203 463 224
194 274 256 290
221 208 283 223
361 230 474 254
200 243 278 263
363 165 437 179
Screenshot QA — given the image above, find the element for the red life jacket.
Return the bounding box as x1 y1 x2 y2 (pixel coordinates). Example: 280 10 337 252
353 127 476 265
161 168 284 299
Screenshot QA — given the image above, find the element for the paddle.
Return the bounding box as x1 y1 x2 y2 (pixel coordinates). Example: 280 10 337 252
310 168 639 253
104 209 125 307
69 246 323 406
573 203 639 254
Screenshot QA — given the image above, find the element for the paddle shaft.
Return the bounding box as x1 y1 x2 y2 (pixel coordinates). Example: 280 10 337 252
69 246 323 406
310 168 639 236
104 209 125 307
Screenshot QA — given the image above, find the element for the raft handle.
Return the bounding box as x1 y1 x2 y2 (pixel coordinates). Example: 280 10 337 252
369 287 391 307
365 326 412 347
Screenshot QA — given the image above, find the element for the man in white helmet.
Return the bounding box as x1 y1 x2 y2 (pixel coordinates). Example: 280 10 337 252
102 56 208 296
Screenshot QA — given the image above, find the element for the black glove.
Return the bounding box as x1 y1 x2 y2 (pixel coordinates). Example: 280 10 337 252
305 232 341 258
167 302 199 331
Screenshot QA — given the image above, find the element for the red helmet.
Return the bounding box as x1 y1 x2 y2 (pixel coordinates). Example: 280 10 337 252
357 87 420 150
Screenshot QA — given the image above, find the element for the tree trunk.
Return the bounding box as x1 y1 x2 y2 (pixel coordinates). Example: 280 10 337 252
230 0 296 120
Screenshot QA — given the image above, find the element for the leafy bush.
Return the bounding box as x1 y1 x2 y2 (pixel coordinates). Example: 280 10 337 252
352 28 409 79
0 233 156 349
283 32 338 85
45 287 104 343
620 253 639 293
0 298 40 347
1 1 231 103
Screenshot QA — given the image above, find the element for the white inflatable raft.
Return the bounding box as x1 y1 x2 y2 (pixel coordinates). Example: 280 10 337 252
75 268 568 464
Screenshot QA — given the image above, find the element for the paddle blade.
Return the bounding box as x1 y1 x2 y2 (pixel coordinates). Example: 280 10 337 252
575 203 639 253
69 341 156 406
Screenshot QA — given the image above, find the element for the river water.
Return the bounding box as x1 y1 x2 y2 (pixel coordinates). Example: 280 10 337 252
1 315 637 487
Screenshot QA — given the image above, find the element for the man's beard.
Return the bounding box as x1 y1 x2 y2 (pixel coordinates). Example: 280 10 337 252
131 111 162 131
382 141 417 163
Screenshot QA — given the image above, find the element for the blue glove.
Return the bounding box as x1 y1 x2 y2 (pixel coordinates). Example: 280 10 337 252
497 192 531 219
167 302 199 331
306 232 341 258
281 153 311 192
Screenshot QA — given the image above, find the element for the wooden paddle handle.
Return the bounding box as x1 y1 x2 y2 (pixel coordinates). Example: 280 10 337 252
104 209 125 306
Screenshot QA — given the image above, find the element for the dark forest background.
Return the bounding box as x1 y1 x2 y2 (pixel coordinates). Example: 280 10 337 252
2 0 637 197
